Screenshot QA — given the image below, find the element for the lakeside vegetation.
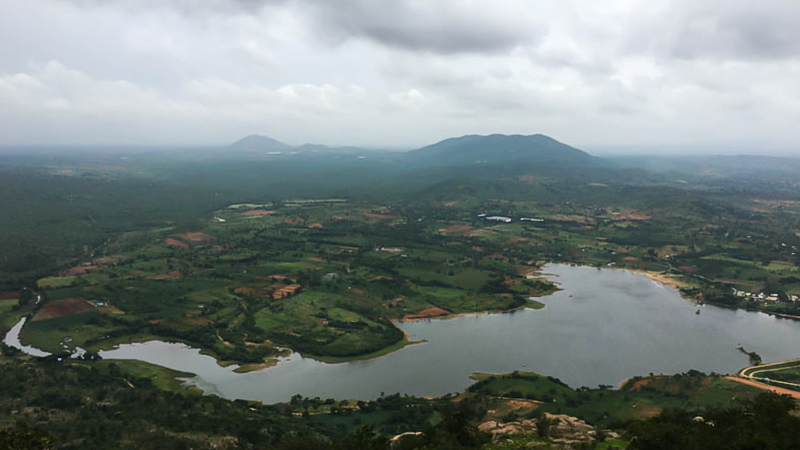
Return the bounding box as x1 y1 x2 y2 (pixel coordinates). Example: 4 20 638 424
467 370 761 427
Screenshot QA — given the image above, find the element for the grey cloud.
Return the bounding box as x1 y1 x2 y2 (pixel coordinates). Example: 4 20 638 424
65 0 545 54
3 0 800 150
57 0 800 59
631 0 800 61
65 0 286 15
301 0 543 54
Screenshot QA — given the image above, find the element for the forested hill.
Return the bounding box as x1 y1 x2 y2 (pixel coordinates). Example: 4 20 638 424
406 134 599 167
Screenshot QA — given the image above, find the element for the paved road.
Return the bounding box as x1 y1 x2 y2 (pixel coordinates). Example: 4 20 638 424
726 376 800 400
739 358 800 377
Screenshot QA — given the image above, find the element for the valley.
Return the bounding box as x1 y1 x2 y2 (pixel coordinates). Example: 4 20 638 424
3 134 800 449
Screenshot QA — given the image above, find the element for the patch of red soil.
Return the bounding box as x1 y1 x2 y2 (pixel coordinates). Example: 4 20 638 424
484 254 508 261
0 291 21 300
370 275 394 281
92 255 126 265
181 231 213 242
273 284 302 300
439 225 474 235
403 307 450 320
308 222 323 228
63 265 100 276
32 297 95 321
164 238 189 249
726 377 800 400
364 213 398 220
551 214 589 223
628 379 652 391
145 271 182 281
239 209 277 216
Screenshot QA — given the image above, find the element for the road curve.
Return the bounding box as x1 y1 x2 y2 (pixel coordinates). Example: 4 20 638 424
725 376 800 400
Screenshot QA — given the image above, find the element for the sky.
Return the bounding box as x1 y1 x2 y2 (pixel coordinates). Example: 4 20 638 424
1 0 799 152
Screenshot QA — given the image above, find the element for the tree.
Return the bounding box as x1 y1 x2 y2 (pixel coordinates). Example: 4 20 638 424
0 423 56 450
536 416 552 438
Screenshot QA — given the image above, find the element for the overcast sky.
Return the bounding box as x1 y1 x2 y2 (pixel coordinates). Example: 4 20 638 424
1 0 799 152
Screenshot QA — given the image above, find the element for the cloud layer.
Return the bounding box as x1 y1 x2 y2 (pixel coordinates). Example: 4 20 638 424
1 0 799 151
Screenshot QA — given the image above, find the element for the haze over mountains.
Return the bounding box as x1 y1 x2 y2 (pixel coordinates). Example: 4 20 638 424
226 133 800 180
229 135 294 153
228 133 597 167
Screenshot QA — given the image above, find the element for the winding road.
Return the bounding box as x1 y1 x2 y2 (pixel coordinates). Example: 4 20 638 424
730 359 800 400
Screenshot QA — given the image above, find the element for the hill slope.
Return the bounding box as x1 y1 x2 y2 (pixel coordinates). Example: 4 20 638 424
229 134 293 152
408 134 596 167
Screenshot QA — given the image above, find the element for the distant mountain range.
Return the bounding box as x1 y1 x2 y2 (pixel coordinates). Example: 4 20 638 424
228 135 373 156
229 133 597 168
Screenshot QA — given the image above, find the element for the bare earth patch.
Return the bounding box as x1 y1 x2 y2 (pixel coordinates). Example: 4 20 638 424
239 209 277 216
32 297 95 321
0 290 21 300
402 307 450 321
145 271 182 281
364 212 399 220
164 238 188 249
181 231 213 242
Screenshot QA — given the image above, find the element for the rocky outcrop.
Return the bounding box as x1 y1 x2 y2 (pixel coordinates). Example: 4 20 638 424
479 413 620 447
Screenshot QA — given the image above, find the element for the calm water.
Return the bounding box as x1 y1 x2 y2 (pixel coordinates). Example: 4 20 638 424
73 265 800 402
3 318 50 357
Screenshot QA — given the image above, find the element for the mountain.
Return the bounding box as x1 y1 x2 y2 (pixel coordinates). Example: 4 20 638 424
407 134 596 167
229 135 293 152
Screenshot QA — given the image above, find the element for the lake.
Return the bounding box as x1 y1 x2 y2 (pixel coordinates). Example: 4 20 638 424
12 264 800 403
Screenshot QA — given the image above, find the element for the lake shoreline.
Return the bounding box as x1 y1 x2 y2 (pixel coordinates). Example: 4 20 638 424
302 328 427 364
14 264 800 404
394 299 546 324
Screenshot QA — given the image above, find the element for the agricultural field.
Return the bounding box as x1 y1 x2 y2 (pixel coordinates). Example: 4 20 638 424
9 167 800 368
14 199 567 365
